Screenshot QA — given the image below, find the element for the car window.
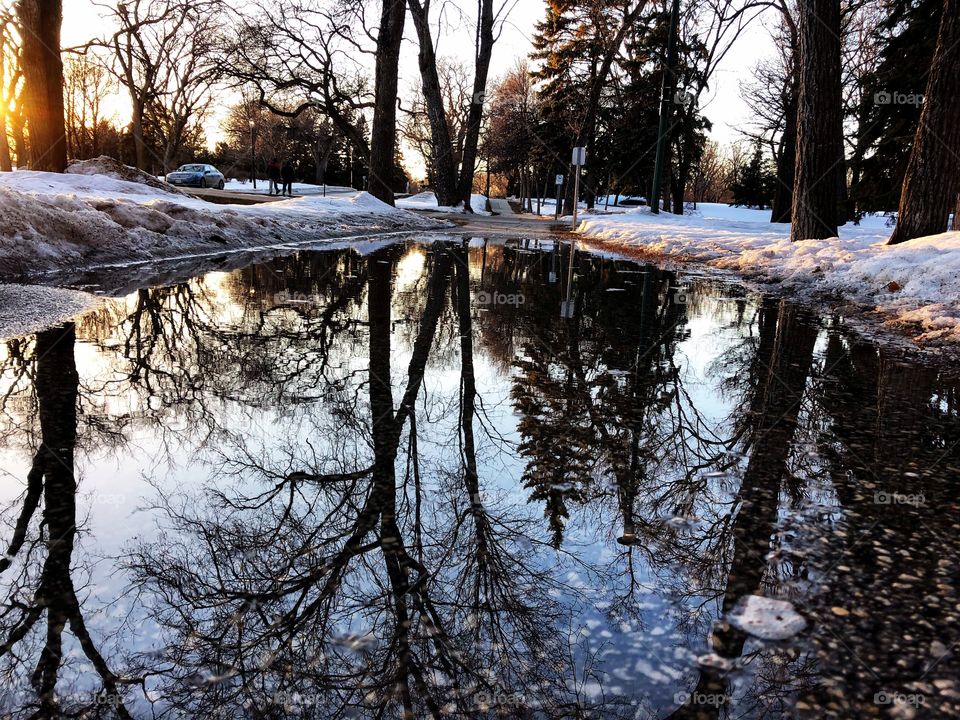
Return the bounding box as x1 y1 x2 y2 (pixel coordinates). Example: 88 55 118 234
179 165 205 172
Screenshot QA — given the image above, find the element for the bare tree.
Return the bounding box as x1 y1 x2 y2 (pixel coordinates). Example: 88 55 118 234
405 0 512 209
485 62 540 207
689 139 729 203
92 0 221 172
401 61 472 185
219 1 405 204
16 0 67 171
63 54 116 159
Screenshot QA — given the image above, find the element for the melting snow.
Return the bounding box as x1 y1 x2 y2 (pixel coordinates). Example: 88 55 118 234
727 594 807 641
578 203 960 344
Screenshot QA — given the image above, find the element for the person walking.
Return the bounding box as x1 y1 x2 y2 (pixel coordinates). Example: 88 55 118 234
267 158 282 196
281 160 295 197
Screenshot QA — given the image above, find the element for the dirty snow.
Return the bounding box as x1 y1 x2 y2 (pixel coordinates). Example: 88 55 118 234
0 284 98 339
0 163 443 276
727 595 807 641
397 191 491 216
578 204 960 344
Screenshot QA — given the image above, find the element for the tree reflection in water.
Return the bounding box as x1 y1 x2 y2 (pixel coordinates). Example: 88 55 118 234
0 239 955 719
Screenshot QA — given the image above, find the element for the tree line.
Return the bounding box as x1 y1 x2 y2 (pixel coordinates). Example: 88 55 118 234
3 0 516 209
3 0 958 241
483 0 959 244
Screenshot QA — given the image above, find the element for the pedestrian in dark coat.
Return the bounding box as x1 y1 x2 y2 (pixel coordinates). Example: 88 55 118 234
281 161 295 197
267 159 282 196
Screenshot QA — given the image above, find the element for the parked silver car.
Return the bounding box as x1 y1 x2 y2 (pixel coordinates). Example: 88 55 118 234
165 164 225 189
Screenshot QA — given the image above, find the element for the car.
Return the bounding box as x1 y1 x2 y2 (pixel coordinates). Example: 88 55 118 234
165 164 225 189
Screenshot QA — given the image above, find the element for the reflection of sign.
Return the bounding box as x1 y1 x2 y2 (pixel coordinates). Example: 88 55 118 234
555 174 564 186
571 147 587 166
560 300 575 319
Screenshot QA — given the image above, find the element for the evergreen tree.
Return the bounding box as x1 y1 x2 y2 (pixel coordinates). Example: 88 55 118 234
855 0 942 212
731 141 775 209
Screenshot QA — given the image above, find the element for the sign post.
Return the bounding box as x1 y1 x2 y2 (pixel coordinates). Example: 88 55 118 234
554 174 564 220
571 147 586 231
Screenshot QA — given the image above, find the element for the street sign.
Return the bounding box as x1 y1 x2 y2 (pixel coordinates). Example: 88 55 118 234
555 174 564 186
572 147 587 166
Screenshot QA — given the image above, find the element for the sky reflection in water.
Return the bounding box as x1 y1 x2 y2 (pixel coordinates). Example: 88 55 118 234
0 237 957 719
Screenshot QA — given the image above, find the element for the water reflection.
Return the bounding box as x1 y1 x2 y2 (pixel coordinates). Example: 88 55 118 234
0 239 956 718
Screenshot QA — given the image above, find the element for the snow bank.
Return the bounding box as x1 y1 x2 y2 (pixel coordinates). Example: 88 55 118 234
66 156 184 194
578 204 960 344
397 191 491 216
0 167 443 275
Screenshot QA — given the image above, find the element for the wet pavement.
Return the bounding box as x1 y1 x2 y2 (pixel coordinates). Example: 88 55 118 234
0 236 957 719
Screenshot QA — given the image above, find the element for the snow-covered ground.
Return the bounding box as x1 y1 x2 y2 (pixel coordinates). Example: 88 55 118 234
223 179 357 196
0 160 443 277
577 203 960 344
397 191 491 215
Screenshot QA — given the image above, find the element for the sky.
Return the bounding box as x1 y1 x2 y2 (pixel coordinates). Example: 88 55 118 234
61 0 776 172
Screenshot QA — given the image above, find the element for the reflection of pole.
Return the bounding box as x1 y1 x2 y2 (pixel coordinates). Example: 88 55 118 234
562 238 577 318
650 0 680 215
571 166 581 231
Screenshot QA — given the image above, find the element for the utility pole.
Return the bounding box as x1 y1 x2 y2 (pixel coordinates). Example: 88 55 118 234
249 119 257 190
571 147 586 230
650 0 681 215
349 144 354 189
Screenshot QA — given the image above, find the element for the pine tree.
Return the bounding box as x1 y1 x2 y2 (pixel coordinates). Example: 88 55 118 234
731 141 775 209
855 0 942 213
888 0 960 244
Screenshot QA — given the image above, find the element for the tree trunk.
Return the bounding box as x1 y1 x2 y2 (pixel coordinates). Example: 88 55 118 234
407 0 459 207
889 0 960 245
456 0 495 211
671 158 691 215
771 92 797 223
17 0 67 172
131 104 147 171
13 119 27 168
954 194 960 231
367 0 406 206
0 115 11 171
0 48 12 172
790 0 842 242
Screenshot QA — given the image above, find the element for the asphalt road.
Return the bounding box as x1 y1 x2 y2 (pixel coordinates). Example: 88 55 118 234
188 186 359 206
